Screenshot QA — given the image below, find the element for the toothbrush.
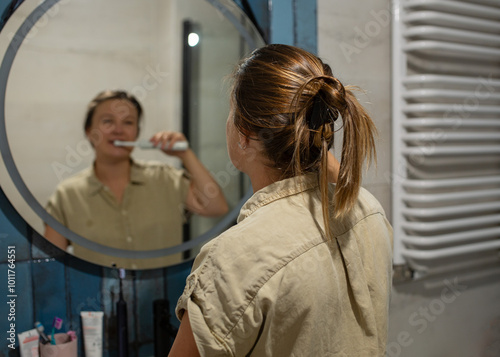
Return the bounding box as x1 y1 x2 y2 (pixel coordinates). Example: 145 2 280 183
34 321 50 344
67 330 77 341
117 267 129 357
113 140 189 151
50 317 63 345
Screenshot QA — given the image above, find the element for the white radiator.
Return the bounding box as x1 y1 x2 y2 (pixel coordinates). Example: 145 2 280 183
391 0 500 277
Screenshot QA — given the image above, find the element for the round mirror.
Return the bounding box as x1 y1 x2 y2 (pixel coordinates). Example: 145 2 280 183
0 0 264 269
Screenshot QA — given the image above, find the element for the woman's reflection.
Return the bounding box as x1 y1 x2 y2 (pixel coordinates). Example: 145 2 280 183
43 90 228 269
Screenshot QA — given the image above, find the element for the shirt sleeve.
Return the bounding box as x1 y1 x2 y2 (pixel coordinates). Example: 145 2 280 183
45 188 67 226
175 241 234 355
175 236 269 356
163 164 190 203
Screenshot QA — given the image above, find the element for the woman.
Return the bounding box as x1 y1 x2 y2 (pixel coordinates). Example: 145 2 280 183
44 90 228 269
169 44 393 356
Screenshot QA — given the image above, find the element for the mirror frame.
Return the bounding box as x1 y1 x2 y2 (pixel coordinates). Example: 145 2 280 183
0 0 262 260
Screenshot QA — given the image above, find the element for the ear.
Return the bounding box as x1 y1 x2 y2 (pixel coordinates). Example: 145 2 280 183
85 128 97 148
136 122 141 139
238 132 251 149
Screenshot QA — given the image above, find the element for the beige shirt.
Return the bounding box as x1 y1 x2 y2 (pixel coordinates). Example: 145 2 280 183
46 160 190 269
176 174 393 356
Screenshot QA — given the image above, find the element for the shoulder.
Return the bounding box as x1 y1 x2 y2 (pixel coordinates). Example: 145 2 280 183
354 186 388 222
190 198 325 298
357 187 386 215
332 186 393 262
194 186 387 276
181 213 324 336
53 167 93 192
330 185 389 236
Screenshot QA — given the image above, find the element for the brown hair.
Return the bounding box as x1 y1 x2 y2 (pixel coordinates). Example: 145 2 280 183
84 90 143 136
230 44 376 235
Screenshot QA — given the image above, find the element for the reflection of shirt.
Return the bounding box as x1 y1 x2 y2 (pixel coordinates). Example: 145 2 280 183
176 174 393 356
45 160 190 269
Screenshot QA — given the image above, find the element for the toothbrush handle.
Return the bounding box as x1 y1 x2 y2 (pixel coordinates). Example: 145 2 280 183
51 328 56 345
40 332 50 344
117 299 129 357
139 141 189 151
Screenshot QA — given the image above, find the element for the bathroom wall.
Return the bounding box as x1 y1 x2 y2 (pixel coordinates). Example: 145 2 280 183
4 0 498 356
0 0 315 356
318 0 392 217
317 0 500 356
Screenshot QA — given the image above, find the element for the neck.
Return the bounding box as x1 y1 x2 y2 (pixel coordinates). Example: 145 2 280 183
94 157 131 185
238 139 282 192
246 164 281 193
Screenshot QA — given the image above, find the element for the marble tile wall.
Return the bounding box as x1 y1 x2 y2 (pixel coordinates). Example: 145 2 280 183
317 0 392 219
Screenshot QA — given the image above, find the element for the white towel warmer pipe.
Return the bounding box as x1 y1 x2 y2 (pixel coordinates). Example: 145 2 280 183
392 0 500 278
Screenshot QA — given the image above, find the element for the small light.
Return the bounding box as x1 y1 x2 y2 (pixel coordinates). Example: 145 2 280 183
188 33 199 47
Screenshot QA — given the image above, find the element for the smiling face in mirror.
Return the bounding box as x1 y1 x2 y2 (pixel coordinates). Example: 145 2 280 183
0 0 264 269
85 97 141 160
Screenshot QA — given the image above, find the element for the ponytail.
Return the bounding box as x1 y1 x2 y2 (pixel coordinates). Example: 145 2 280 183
293 81 376 238
334 86 377 217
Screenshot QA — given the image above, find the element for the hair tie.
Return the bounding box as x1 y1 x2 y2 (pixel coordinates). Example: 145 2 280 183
308 95 338 130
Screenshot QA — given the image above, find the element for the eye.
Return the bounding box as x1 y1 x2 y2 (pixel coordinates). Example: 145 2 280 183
99 118 114 127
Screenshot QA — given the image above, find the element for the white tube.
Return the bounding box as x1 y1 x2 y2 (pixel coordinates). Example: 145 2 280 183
17 328 39 357
80 311 104 357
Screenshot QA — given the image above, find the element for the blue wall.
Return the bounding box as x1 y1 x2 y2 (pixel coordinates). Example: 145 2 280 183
0 0 316 355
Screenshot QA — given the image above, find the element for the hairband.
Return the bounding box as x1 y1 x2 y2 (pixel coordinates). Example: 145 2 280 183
308 95 338 130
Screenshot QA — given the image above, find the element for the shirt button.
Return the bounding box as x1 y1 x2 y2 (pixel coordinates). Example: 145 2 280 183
126 236 133 243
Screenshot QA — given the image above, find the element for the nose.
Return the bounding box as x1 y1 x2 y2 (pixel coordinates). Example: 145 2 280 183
111 121 125 134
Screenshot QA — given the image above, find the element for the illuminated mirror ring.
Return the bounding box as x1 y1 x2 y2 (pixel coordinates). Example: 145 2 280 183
0 0 259 259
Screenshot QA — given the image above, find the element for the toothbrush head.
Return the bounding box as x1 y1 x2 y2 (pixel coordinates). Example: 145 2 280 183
52 317 63 330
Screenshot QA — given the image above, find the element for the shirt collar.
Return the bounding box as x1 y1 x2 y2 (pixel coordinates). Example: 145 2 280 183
129 160 147 184
237 173 319 223
87 159 146 196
